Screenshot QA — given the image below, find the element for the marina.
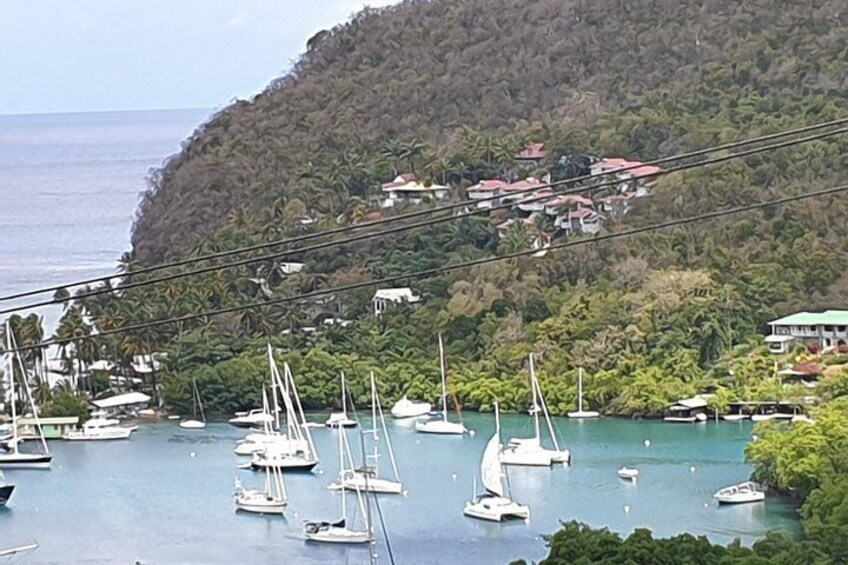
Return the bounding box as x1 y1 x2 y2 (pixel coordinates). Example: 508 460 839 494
1 415 801 564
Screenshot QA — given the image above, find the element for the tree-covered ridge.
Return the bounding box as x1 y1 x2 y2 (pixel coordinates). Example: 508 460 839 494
131 0 848 262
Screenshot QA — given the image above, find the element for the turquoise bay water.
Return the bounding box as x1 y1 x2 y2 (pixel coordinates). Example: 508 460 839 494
1 415 800 564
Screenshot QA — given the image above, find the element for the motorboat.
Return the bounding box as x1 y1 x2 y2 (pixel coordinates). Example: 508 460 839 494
0 471 14 506
617 467 639 481
500 354 570 466
325 372 357 428
304 426 371 544
228 408 274 429
663 413 708 423
722 414 749 422
330 372 404 495
234 456 287 515
751 413 775 422
179 379 207 430
415 334 468 436
0 326 53 469
714 481 765 504
464 403 530 522
390 396 432 419
567 368 600 419
65 415 134 441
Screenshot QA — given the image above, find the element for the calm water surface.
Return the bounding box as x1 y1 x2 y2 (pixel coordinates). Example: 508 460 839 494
1 415 801 564
0 109 209 330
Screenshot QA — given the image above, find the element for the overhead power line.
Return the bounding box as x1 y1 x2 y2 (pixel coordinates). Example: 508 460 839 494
2 124 846 316
1 116 846 304
11 183 848 354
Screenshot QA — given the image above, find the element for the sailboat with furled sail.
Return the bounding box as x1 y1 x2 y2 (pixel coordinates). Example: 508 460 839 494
0 323 52 469
415 334 468 435
179 379 207 429
567 368 600 419
330 372 404 494
500 354 570 466
464 402 530 522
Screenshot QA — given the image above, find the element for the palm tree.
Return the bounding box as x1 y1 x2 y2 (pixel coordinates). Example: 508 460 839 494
398 139 427 176
380 140 407 177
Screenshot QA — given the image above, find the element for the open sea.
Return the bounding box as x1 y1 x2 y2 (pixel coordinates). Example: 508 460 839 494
0 110 802 563
1 415 802 564
0 108 210 331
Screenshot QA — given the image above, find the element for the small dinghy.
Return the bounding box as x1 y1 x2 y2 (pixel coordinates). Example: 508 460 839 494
714 481 765 504
617 467 639 481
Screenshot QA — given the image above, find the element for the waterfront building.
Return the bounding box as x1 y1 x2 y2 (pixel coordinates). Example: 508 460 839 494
17 416 80 440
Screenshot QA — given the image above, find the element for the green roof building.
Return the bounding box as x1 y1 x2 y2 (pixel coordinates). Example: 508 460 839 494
766 310 848 353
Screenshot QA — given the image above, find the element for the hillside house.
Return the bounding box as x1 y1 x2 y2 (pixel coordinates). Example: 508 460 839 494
500 177 546 206
517 189 555 213
766 310 848 353
514 143 547 167
591 158 662 195
557 207 603 235
495 217 537 239
466 179 508 209
372 287 422 316
543 194 593 216
380 174 448 208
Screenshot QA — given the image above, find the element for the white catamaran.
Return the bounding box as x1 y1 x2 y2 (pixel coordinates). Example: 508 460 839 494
304 426 372 544
500 354 570 467
0 324 52 469
415 334 468 435
567 368 600 419
464 402 530 522
179 379 207 429
330 372 404 495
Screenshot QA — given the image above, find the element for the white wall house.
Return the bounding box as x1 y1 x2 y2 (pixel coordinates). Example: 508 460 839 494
766 310 848 353
372 288 422 316
466 179 508 209
381 174 448 208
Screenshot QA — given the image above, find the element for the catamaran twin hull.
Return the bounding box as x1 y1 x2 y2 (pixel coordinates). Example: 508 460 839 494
463 496 530 522
0 453 53 469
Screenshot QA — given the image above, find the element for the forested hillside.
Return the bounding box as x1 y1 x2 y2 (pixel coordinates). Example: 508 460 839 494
132 0 848 262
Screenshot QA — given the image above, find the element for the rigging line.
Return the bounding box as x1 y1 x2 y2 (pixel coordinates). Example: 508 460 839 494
1 116 846 302
10 183 848 354
3 125 846 317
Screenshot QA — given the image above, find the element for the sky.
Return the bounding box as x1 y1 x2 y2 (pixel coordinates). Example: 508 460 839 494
0 0 397 115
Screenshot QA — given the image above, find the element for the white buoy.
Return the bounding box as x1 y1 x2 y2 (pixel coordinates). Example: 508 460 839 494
644 439 651 448
189 451 196 458
469 430 476 437
623 504 631 514
451 473 458 481
318 469 325 475
704 502 709 508
690 465 696 474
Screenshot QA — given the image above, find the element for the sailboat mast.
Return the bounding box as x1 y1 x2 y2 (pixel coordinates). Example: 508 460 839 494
577 368 584 413
529 355 541 443
438 333 448 421
267 344 281 431
341 372 348 416
284 363 317 459
338 422 347 522
5 323 18 455
374 373 400 481
536 375 562 452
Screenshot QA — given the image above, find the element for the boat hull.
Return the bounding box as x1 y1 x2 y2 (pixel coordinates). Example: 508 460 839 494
567 410 600 419
0 453 53 469
715 493 765 504
390 400 432 419
722 414 749 422
179 420 206 430
235 495 287 515
329 475 404 494
463 497 530 522
414 420 467 435
65 428 133 441
304 525 370 544
250 456 318 473
0 484 14 506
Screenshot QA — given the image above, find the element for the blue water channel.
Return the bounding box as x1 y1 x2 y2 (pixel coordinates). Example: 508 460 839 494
1 414 801 564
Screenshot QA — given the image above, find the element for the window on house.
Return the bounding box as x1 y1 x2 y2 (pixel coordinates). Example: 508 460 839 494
825 325 834 332
838 326 847 332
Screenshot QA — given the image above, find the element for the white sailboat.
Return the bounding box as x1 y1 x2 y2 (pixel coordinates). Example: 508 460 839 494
464 402 530 522
567 368 600 419
179 379 206 429
330 372 404 495
234 391 287 514
390 396 431 419
501 354 570 466
325 372 357 428
0 324 52 469
304 426 371 544
249 355 318 472
415 334 467 435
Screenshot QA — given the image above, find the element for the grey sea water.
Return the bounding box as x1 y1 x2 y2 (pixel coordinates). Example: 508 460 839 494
1 415 801 564
0 108 210 330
